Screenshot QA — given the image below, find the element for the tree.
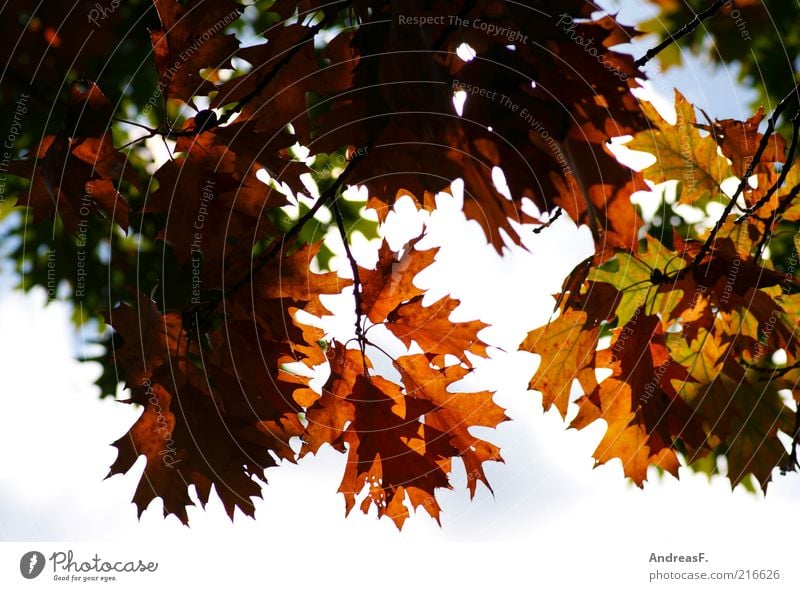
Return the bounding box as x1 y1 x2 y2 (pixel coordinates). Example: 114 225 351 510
2 0 799 529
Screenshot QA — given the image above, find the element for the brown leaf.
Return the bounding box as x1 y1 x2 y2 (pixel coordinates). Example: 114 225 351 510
698 106 787 178
104 293 182 387
359 236 437 323
337 374 454 529
523 308 600 418
571 312 703 484
9 82 131 232
386 296 488 365
395 354 506 497
150 0 243 104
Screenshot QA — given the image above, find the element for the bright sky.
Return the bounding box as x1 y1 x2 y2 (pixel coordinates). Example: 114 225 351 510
1 3 798 590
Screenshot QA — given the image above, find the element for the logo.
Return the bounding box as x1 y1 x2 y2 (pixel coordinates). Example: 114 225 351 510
20 551 46 579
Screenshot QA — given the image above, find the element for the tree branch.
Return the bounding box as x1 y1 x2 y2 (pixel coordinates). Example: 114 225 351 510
635 0 727 68
747 357 800 378
332 193 369 371
226 145 370 297
117 8 341 146
735 110 800 224
755 179 800 262
532 207 562 234
116 128 158 151
674 83 800 278
177 145 370 339
782 405 800 474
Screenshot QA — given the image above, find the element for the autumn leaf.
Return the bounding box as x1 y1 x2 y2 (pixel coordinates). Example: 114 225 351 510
522 308 599 418
570 312 704 484
671 329 793 490
627 90 732 208
395 354 507 498
104 293 183 387
150 0 243 104
10 82 133 232
697 107 787 178
109 369 280 522
336 374 454 528
386 296 488 366
589 234 687 327
359 236 437 323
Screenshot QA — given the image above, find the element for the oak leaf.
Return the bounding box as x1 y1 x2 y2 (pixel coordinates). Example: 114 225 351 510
627 91 732 208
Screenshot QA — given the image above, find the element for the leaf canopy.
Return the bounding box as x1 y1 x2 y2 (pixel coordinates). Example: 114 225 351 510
3 0 800 529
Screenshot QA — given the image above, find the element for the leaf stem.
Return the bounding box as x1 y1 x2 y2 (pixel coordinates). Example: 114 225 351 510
331 192 369 372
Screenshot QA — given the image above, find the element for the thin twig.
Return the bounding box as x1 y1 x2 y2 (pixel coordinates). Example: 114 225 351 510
532 207 562 234
332 194 369 371
635 0 727 68
362 338 396 364
116 130 157 151
178 149 368 340
113 117 157 133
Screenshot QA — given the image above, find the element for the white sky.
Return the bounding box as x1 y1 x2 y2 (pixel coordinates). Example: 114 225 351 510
1 3 798 589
